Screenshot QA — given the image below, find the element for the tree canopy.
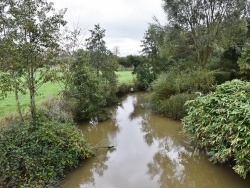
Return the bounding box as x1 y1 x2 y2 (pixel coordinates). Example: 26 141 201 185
162 0 249 68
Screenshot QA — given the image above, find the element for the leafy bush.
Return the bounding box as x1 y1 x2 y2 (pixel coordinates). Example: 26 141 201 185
0 116 93 187
155 93 196 120
182 79 250 178
149 68 214 119
150 68 214 98
116 83 134 97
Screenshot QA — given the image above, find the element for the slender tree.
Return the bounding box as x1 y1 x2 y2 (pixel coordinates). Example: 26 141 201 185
86 24 111 77
0 0 66 121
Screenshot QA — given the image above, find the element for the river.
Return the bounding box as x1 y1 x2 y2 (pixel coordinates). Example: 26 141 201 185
62 93 250 188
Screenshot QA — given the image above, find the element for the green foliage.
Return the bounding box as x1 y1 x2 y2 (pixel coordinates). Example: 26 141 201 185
210 71 234 84
64 64 108 121
162 0 248 68
155 93 196 120
85 24 119 79
151 68 214 98
117 56 133 68
116 83 134 97
149 67 215 120
0 115 93 187
133 61 155 91
182 79 250 178
238 43 250 79
131 55 157 91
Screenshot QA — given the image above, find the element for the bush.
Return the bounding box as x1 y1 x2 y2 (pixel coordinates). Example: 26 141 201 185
0 115 93 187
156 93 196 120
150 68 215 98
182 79 250 178
149 68 215 119
116 83 134 97
41 97 73 122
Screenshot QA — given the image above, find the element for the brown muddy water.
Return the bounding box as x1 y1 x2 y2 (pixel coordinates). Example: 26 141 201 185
62 94 250 188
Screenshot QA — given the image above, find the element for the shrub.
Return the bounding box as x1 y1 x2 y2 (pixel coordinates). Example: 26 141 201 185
0 116 93 187
157 93 196 120
40 97 73 122
149 68 215 119
116 83 134 97
182 79 250 178
150 68 215 98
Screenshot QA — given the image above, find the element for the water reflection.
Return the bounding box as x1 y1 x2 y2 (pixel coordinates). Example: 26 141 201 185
63 94 250 188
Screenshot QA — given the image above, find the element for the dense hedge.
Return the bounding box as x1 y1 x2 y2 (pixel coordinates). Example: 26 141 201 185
0 115 93 187
183 79 250 178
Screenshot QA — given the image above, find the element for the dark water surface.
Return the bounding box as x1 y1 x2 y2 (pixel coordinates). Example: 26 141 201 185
62 94 250 188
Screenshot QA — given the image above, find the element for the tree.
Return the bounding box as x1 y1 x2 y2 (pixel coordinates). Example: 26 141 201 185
64 57 108 121
141 24 171 76
162 0 249 68
0 0 66 121
141 25 159 59
86 24 110 77
113 46 120 56
85 24 118 101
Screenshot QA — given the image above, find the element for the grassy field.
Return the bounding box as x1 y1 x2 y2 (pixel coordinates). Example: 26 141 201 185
116 70 135 83
0 71 134 117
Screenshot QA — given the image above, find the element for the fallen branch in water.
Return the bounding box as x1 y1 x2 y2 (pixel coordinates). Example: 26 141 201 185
96 146 115 149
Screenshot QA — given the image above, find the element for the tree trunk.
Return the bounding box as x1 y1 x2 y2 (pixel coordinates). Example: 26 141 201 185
28 66 36 122
12 71 24 122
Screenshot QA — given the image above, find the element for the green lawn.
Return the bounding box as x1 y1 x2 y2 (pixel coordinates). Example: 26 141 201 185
0 82 62 117
0 71 134 117
116 71 135 84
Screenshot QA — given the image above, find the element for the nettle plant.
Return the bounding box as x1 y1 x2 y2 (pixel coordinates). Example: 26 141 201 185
182 79 250 178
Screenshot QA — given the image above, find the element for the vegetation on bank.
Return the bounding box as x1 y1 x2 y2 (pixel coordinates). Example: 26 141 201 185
183 80 250 178
0 111 93 187
149 67 214 119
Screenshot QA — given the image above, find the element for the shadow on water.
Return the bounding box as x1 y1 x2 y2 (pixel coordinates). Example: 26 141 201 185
62 94 250 188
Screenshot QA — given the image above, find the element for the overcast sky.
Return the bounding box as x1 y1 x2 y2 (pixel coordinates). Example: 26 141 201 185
50 0 167 56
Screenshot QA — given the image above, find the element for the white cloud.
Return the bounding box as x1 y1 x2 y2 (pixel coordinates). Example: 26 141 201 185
50 0 167 56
